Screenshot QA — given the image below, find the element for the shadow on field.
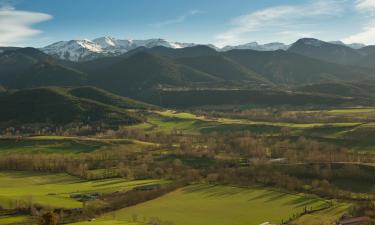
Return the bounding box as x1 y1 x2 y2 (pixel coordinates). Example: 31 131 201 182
182 184 323 209
183 184 255 198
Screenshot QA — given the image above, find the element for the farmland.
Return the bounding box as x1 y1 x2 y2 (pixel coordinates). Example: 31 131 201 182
1 107 375 224
0 171 165 209
109 185 329 225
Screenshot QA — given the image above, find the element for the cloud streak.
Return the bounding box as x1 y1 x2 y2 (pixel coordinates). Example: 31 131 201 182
356 0 375 13
343 0 375 44
215 0 346 47
151 10 202 28
0 5 52 46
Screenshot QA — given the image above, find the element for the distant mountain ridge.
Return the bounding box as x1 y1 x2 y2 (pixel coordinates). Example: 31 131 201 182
39 37 372 62
221 42 290 52
2 40 375 108
41 37 197 61
288 38 364 65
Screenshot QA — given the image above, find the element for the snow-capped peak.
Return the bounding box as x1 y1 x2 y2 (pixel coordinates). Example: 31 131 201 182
93 36 117 47
41 39 105 61
329 41 366 49
221 42 289 52
41 37 200 61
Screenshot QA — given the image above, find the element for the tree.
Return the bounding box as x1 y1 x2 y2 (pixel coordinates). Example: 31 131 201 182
38 212 58 225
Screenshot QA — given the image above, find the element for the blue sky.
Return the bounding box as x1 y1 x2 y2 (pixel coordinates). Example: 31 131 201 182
1 0 375 47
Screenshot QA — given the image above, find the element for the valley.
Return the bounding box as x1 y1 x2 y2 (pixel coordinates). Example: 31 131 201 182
1 37 375 225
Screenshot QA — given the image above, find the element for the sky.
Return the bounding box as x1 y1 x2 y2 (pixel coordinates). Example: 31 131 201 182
1 0 375 47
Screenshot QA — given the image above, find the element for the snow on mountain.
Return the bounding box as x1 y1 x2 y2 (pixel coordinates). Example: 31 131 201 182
221 42 289 52
329 41 366 49
43 36 366 62
41 37 199 61
42 39 105 61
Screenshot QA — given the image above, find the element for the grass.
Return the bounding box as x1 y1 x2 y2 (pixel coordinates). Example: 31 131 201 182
154 110 361 131
328 107 375 113
291 202 351 225
0 138 107 154
0 171 165 209
147 115 217 134
0 136 158 154
0 215 29 225
108 184 329 225
68 220 140 225
152 110 375 153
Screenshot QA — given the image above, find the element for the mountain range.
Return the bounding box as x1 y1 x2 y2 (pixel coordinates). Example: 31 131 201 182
39 37 372 62
1 37 375 109
41 37 197 61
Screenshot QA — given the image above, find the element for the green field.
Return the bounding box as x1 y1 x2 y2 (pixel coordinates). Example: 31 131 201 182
0 171 165 209
155 110 361 129
150 110 375 152
69 220 139 225
0 137 109 154
0 136 157 155
0 215 29 225
328 107 375 114
151 110 362 138
291 202 351 225
106 185 329 225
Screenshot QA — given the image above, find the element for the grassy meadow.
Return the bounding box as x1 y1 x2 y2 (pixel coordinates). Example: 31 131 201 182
150 109 375 152
0 215 30 225
291 202 351 225
0 171 165 209
2 107 375 224
68 220 139 225
107 185 329 225
0 136 157 155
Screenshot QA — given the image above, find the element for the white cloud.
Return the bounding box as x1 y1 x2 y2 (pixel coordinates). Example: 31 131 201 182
277 30 318 41
215 0 346 47
342 0 375 44
356 0 375 13
343 20 375 44
0 6 52 46
151 10 202 28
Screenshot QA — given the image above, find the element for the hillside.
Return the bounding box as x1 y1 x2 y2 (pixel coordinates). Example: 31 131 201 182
224 49 373 86
91 52 219 95
0 48 48 79
296 82 362 97
0 87 143 125
68 86 157 110
154 89 353 108
356 53 375 69
357 46 375 56
288 38 362 65
0 48 87 89
1 46 375 108
3 62 87 89
176 55 269 84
